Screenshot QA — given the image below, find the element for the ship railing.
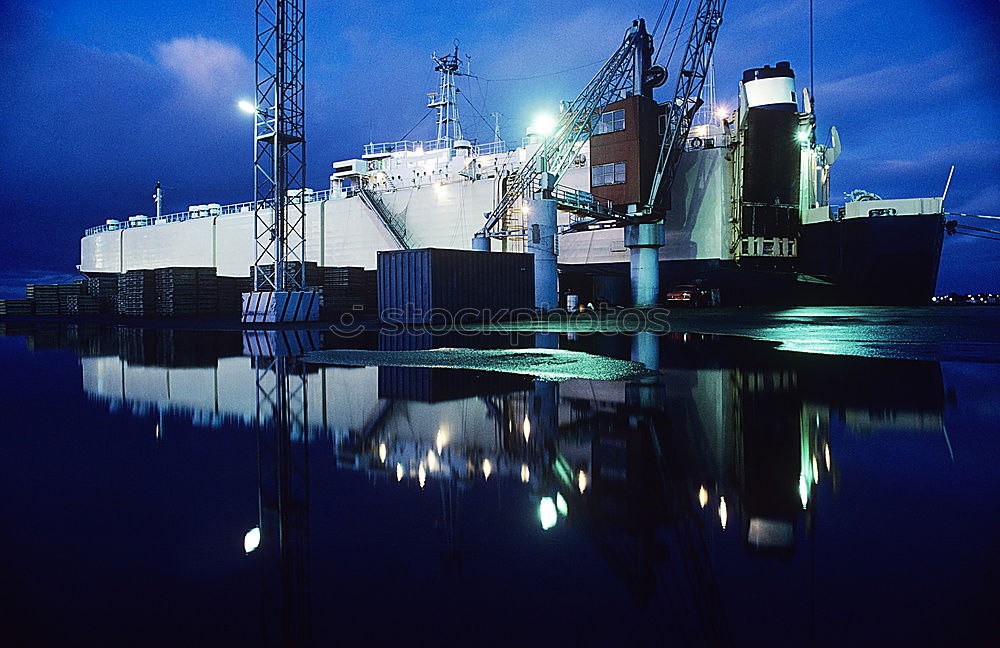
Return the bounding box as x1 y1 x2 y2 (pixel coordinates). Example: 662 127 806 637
364 137 511 158
363 138 453 156
473 140 510 156
364 140 420 156
84 189 334 236
421 138 454 152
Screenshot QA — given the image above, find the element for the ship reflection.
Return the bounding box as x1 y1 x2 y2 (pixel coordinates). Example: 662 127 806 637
5 324 949 643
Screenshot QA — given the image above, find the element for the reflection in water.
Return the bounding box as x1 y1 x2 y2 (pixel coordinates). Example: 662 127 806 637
253 352 311 645
4 324 952 644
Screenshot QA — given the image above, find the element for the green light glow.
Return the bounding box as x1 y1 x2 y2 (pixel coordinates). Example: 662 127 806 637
539 497 558 530
553 455 573 488
556 492 568 516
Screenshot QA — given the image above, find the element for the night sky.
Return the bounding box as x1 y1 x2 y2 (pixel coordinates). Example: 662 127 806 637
1 0 997 296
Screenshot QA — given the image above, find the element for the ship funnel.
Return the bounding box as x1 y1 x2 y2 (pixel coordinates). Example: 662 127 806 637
742 61 797 111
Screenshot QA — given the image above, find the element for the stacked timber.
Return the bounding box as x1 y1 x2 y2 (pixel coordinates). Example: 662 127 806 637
320 266 376 316
26 284 62 315
155 267 218 316
56 283 84 314
0 299 33 315
86 275 120 313
218 276 253 315
117 270 157 316
61 295 100 315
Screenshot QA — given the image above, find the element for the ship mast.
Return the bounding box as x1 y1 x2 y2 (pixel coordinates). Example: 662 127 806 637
428 44 465 146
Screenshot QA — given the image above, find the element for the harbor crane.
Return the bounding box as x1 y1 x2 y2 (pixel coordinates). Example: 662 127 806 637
478 1 726 307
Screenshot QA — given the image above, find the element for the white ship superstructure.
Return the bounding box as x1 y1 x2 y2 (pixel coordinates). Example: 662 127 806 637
80 35 947 306
80 45 593 277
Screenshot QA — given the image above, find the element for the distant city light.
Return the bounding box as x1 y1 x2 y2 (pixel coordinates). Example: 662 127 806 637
539 497 558 530
578 470 588 494
244 527 261 554
396 462 404 482
521 464 530 483
418 463 427 488
482 458 493 480
237 99 256 114
799 473 809 509
718 497 728 530
522 415 531 442
436 428 448 453
378 442 387 463
698 485 709 509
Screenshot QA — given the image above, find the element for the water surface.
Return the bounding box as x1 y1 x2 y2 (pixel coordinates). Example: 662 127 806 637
0 323 996 646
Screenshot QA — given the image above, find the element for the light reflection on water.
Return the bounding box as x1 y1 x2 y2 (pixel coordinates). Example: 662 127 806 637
0 323 994 646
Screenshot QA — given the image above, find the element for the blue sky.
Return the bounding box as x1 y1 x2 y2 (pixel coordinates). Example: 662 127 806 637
0 0 997 294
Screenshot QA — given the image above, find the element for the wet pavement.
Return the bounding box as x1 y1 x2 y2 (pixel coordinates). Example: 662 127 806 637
473 306 1000 361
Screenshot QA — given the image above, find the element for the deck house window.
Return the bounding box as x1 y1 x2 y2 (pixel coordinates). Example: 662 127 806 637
592 162 626 187
593 109 625 135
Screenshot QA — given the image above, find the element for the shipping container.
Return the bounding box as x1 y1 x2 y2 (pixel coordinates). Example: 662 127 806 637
377 248 533 323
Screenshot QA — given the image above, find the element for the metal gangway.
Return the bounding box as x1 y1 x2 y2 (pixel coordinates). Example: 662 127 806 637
357 185 411 250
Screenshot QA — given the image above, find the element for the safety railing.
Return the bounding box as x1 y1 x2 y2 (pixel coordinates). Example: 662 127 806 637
472 140 510 156
363 138 454 157
364 137 512 158
84 189 334 236
551 185 616 219
363 140 420 156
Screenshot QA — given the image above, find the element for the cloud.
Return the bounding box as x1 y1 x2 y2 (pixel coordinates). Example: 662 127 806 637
874 140 1000 174
814 48 972 114
731 0 802 32
155 36 252 97
952 185 1000 215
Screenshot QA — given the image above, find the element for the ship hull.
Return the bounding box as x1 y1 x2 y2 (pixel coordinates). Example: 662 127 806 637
797 213 945 305
560 214 945 307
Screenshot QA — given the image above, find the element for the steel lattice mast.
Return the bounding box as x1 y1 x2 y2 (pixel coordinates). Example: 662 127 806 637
428 44 464 145
253 0 307 292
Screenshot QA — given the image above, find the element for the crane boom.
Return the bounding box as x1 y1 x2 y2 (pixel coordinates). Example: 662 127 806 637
645 0 726 216
481 21 653 234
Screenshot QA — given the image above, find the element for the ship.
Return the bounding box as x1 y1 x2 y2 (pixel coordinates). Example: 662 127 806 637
78 30 946 307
